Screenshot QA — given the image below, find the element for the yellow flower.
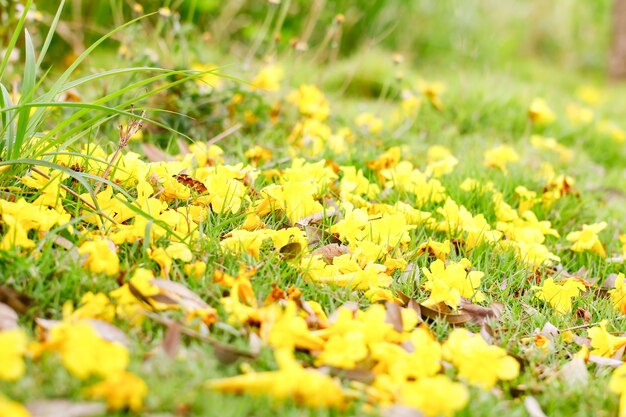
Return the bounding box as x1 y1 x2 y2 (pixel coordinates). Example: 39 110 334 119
78 239 120 276
0 329 28 381
399 375 468 417
109 268 167 324
609 274 626 314
220 229 271 259
531 278 585 315
566 221 607 257
86 371 148 412
267 302 325 351
63 292 115 322
0 214 35 250
418 80 445 110
355 112 383 134
565 103 594 125
287 84 330 120
597 120 626 143
202 172 248 214
483 145 520 174
588 320 626 357
149 242 193 277
207 350 345 408
576 86 603 106
316 330 368 369
609 364 626 417
0 397 31 417
528 97 556 125
31 321 128 380
245 145 273 165
192 63 221 89
250 65 283 92
184 261 207 278
529 134 573 162
443 329 519 389
421 259 485 309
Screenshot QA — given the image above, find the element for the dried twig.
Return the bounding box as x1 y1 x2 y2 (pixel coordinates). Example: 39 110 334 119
207 123 242 146
93 108 145 195
144 311 256 359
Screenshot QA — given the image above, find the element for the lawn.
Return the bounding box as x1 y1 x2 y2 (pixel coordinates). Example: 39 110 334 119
1 1 626 416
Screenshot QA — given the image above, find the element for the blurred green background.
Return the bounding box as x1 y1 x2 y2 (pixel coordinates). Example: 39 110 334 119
8 0 614 75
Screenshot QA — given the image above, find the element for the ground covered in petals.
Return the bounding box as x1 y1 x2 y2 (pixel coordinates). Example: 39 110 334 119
2 2 626 417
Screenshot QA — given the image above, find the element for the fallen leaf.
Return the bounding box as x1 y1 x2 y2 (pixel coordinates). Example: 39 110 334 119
588 355 623 367
150 279 211 311
279 242 303 260
398 263 419 284
323 367 376 384
559 357 589 388
480 323 496 344
524 396 548 417
0 302 18 330
419 303 471 325
26 400 106 417
163 321 182 358
249 332 262 356
35 318 128 346
385 301 404 332
576 307 592 323
295 209 339 227
0 284 32 314
459 300 503 325
312 243 350 264
540 322 559 341
141 143 175 162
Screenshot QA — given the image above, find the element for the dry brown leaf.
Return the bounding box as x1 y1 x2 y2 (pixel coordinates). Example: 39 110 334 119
279 242 303 260
150 279 210 311
524 396 548 417
458 300 503 325
35 318 128 346
141 143 175 162
163 321 182 359
559 357 589 387
312 243 350 264
0 284 31 314
323 366 376 384
385 301 404 332
295 209 339 227
418 303 471 325
52 236 74 250
480 323 496 344
249 332 262 356
0 302 18 330
398 263 419 284
540 322 560 341
576 307 592 323
589 355 623 367
26 400 106 417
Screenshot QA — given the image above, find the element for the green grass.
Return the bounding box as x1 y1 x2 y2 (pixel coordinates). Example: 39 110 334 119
2 1 626 417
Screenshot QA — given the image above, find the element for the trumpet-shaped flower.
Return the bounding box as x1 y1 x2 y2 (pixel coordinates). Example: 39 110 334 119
421 259 485 308
443 329 519 389
86 371 148 412
588 320 626 357
566 222 607 257
532 278 585 315
0 329 28 381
